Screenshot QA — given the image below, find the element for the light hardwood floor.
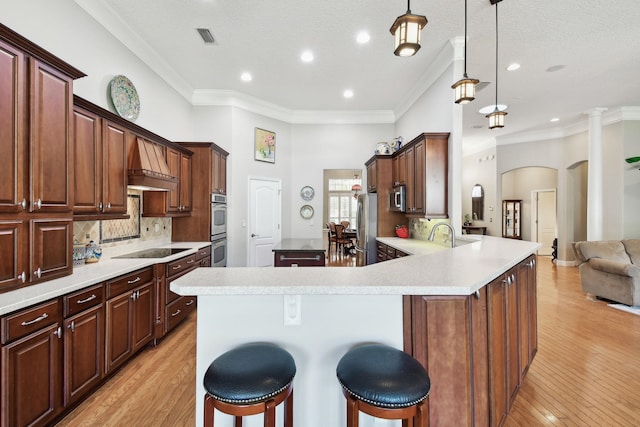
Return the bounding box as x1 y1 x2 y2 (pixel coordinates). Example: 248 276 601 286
57 256 640 426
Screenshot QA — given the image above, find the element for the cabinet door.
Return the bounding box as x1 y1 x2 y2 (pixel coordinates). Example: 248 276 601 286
1 324 62 427
212 149 227 195
102 121 127 214
105 291 132 374
413 139 425 214
0 220 26 291
132 283 154 353
424 137 448 218
487 275 507 427
63 305 104 406
405 145 415 211
366 161 377 192
0 39 25 213
30 218 72 284
505 270 520 405
166 147 181 212
218 153 227 195
29 58 72 213
72 107 101 214
179 153 192 212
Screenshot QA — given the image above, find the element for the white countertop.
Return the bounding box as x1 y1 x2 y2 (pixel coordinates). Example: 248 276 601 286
0 241 211 316
172 235 540 297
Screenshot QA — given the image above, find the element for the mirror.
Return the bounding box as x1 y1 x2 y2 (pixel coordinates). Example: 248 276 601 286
471 184 484 221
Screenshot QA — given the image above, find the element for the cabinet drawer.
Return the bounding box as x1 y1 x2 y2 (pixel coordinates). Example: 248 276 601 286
165 296 196 333
376 242 387 253
1 299 60 344
395 250 409 258
107 267 153 299
166 254 197 278
195 246 211 261
64 284 104 317
274 251 325 267
377 251 388 263
386 246 396 258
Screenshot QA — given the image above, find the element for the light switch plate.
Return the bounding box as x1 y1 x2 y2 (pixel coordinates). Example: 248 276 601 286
283 295 302 326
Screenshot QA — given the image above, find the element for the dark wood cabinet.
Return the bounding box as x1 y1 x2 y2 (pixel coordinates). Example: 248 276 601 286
171 142 229 242
403 133 448 218
392 150 406 187
364 156 407 238
1 299 63 427
63 299 103 406
0 24 84 294
143 146 192 217
105 268 154 374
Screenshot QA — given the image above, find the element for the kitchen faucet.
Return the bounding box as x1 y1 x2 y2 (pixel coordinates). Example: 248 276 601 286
427 222 456 248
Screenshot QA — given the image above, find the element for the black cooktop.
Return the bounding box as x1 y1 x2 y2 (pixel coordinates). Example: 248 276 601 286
113 248 189 259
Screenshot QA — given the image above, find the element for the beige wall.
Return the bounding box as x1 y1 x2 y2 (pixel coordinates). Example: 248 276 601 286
462 147 498 235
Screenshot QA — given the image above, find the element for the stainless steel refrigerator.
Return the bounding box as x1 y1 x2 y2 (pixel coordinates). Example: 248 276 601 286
355 193 377 266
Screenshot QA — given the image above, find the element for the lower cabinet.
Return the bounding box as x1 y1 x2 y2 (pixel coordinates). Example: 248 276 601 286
105 267 154 375
404 256 537 427
1 300 63 427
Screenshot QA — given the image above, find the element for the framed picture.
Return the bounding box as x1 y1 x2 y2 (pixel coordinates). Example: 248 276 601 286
254 127 276 163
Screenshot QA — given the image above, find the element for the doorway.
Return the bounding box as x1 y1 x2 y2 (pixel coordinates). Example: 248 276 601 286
248 178 281 267
531 189 557 256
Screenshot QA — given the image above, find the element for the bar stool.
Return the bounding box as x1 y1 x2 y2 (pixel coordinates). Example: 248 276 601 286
203 343 296 427
336 344 431 427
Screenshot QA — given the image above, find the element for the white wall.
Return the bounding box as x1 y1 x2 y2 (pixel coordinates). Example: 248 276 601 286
1 0 194 141
623 121 640 238
290 124 394 239
462 147 498 235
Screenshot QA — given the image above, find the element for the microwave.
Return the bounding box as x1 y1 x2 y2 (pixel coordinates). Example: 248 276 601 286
389 184 406 213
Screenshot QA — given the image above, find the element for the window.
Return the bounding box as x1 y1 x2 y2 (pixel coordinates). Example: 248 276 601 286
327 178 360 229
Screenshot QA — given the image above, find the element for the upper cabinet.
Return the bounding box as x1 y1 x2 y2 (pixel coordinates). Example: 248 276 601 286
73 102 127 217
212 148 227 195
390 132 449 218
142 146 192 217
0 24 85 293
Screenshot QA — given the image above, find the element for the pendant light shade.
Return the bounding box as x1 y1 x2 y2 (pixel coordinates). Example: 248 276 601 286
452 0 479 104
390 0 428 57
487 0 507 129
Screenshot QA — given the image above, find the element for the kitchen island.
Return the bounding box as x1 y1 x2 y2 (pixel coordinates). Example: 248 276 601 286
172 235 540 427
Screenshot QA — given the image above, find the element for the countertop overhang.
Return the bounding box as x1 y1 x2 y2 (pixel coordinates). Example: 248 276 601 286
173 236 541 297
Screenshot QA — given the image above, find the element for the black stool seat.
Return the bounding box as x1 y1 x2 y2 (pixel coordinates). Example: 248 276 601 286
336 344 431 408
203 343 296 404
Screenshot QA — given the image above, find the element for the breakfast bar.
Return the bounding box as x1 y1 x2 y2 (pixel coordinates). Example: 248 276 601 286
172 235 540 427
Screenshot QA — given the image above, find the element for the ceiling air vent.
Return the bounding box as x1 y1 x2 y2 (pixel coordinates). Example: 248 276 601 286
196 28 216 44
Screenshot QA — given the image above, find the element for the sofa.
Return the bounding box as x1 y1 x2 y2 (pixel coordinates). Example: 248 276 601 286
573 239 640 306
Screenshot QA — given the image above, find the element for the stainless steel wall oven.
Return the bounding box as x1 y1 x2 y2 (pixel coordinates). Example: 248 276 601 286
211 194 227 267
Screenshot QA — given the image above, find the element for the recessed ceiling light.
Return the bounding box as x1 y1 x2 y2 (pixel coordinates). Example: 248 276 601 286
343 89 354 99
550 117 560 122
301 51 314 63
240 72 252 82
478 104 507 114
506 63 520 71
356 31 370 44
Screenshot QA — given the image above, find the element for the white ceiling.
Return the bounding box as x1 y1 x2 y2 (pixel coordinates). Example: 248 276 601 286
77 0 640 151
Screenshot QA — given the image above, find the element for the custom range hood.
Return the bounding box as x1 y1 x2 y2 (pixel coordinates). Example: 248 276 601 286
128 137 178 191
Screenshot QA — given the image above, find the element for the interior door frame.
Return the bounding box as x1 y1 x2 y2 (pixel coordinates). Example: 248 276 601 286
247 176 282 267
530 188 557 255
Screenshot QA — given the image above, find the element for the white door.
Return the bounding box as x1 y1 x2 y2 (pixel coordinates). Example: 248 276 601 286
248 178 281 267
532 189 556 256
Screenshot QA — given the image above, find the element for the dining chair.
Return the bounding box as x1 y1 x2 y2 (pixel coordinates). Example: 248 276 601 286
334 223 353 255
341 220 350 230
328 222 338 254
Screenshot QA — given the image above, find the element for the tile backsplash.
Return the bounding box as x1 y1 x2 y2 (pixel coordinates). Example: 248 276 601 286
73 190 171 250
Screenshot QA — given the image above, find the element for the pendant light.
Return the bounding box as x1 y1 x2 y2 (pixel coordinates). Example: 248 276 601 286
351 173 362 198
389 0 428 57
451 0 479 104
487 0 507 129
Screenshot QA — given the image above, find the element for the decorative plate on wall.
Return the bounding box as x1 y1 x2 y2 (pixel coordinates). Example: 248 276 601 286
109 75 140 121
300 205 314 219
300 186 315 201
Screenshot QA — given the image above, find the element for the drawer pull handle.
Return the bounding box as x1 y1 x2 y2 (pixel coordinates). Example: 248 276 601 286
172 265 182 270
20 198 26 210
17 272 26 283
127 276 141 285
21 312 48 326
185 299 194 306
171 309 181 317
34 267 41 279
77 294 97 304
279 255 321 262
186 259 195 264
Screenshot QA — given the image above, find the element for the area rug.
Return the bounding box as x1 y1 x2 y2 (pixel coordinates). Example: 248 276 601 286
608 303 640 316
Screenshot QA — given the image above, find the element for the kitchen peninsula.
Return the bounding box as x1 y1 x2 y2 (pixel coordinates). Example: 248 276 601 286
172 235 540 427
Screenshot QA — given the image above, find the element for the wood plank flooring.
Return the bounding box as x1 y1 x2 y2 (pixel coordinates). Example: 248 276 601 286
56 256 640 426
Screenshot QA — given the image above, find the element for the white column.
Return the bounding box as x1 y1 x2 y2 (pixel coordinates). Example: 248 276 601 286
585 108 607 241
